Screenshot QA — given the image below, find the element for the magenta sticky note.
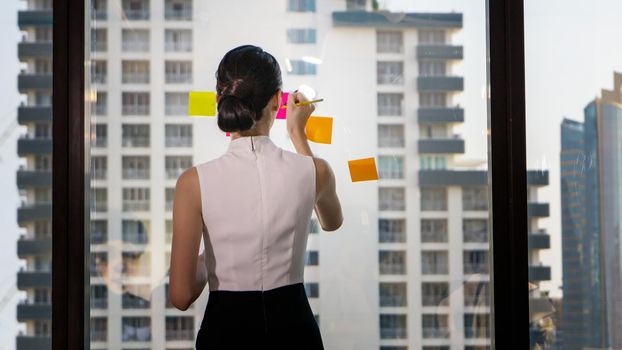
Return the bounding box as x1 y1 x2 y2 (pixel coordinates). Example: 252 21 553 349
276 92 289 119
225 132 230 137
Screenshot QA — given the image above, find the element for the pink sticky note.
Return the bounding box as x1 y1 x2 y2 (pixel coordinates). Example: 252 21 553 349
225 132 230 137
276 92 289 119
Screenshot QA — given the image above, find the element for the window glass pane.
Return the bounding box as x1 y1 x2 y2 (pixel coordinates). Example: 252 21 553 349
525 1 622 348
86 1 493 349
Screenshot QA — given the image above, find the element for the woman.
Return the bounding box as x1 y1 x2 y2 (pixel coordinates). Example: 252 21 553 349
168 45 343 349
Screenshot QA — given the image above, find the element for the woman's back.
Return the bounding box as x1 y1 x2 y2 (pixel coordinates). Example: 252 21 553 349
196 135 316 291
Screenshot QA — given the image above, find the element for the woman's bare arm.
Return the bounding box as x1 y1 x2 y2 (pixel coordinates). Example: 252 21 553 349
169 167 208 310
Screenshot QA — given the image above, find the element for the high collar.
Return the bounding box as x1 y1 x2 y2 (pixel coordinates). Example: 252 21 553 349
226 135 274 153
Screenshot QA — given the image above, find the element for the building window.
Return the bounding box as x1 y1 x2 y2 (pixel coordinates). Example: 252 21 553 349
379 314 407 339
287 28 316 44
91 188 107 212
308 218 319 234
34 220 52 238
418 29 446 45
165 60 192 83
305 250 319 266
165 188 175 211
463 250 489 274
122 156 150 179
421 187 447 211
92 91 107 115
121 316 151 341
463 219 488 243
422 314 450 338
421 251 448 275
462 187 488 211
92 0 107 20
379 250 406 275
122 187 150 211
122 124 150 147
122 252 151 277
92 156 107 180
122 0 150 20
378 124 404 148
377 31 403 53
464 313 490 339
90 285 108 309
91 219 107 244
346 0 367 10
379 282 407 307
165 0 192 20
166 316 194 341
165 124 193 147
290 60 317 75
419 155 447 170
122 61 150 84
378 219 406 243
419 92 447 107
122 284 151 308
122 92 150 115
35 155 52 170
305 282 319 298
165 155 192 179
91 60 107 84
90 252 107 277
93 123 107 147
122 29 149 52
464 282 490 306
420 124 448 139
378 93 403 116
378 155 404 179
90 317 107 342
122 220 150 244
165 29 192 52
288 0 316 12
377 61 404 84
34 188 51 202
419 61 446 77
91 28 107 52
379 187 405 211
422 282 449 306
33 320 51 336
421 219 448 243
34 288 51 304
165 92 189 115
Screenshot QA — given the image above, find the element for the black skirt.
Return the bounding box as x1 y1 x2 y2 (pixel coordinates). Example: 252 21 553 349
196 282 324 350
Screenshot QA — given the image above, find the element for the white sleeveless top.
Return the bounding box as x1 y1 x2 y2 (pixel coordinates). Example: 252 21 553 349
195 135 316 291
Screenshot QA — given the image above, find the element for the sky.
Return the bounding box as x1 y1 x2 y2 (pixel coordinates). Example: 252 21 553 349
1 0 622 345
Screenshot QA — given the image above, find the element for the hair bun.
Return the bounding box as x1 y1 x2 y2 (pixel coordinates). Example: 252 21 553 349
217 94 256 132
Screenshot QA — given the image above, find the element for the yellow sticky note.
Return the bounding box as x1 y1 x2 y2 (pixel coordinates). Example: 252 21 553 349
348 157 379 182
188 91 216 117
305 116 333 144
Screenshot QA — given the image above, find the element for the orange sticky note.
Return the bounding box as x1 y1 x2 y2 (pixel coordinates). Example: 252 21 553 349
188 91 216 117
305 116 333 144
348 157 379 182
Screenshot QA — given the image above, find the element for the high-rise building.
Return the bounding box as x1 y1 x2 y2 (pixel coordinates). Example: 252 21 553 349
16 1 552 349
15 0 54 349
559 72 622 350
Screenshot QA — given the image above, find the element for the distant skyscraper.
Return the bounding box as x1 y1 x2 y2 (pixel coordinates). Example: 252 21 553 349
559 72 622 349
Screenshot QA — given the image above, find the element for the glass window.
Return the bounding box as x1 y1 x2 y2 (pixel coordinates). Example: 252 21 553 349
378 219 406 243
122 187 150 211
165 92 189 115
165 29 192 52
422 314 449 338
421 251 448 275
165 60 192 83
122 124 150 147
377 93 403 116
91 59 107 84
377 31 403 53
308 218 319 234
165 0 192 20
165 155 192 179
422 282 449 306
421 187 447 211
463 219 488 243
377 61 404 84
379 250 406 275
287 28 316 44
305 282 319 298
462 187 488 211
121 317 151 341
122 156 150 179
122 220 150 244
91 28 107 52
418 29 446 45
305 250 319 266
122 29 150 52
122 0 150 20
122 92 150 114
287 0 315 12
122 61 150 84
463 250 489 274
165 316 194 341
380 314 407 339
379 282 407 307
92 156 107 180
378 155 404 179
289 59 317 75
464 282 489 307
378 124 405 148
421 219 448 243
165 124 192 147
379 187 405 211
91 317 108 342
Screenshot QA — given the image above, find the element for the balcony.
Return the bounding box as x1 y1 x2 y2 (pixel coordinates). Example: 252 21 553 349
17 271 51 289
17 137 52 156
332 11 462 29
417 76 464 91
528 203 550 217
123 9 149 20
17 237 52 257
419 170 485 186
16 335 51 349
17 204 52 224
17 302 51 321
529 233 551 250
16 170 52 188
529 265 551 281
18 10 53 29
527 170 549 186
417 45 464 60
18 106 52 124
18 42 52 59
418 138 465 154
18 74 53 92
418 107 464 124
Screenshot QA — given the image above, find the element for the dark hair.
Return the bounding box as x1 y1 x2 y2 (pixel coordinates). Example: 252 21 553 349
216 45 282 132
